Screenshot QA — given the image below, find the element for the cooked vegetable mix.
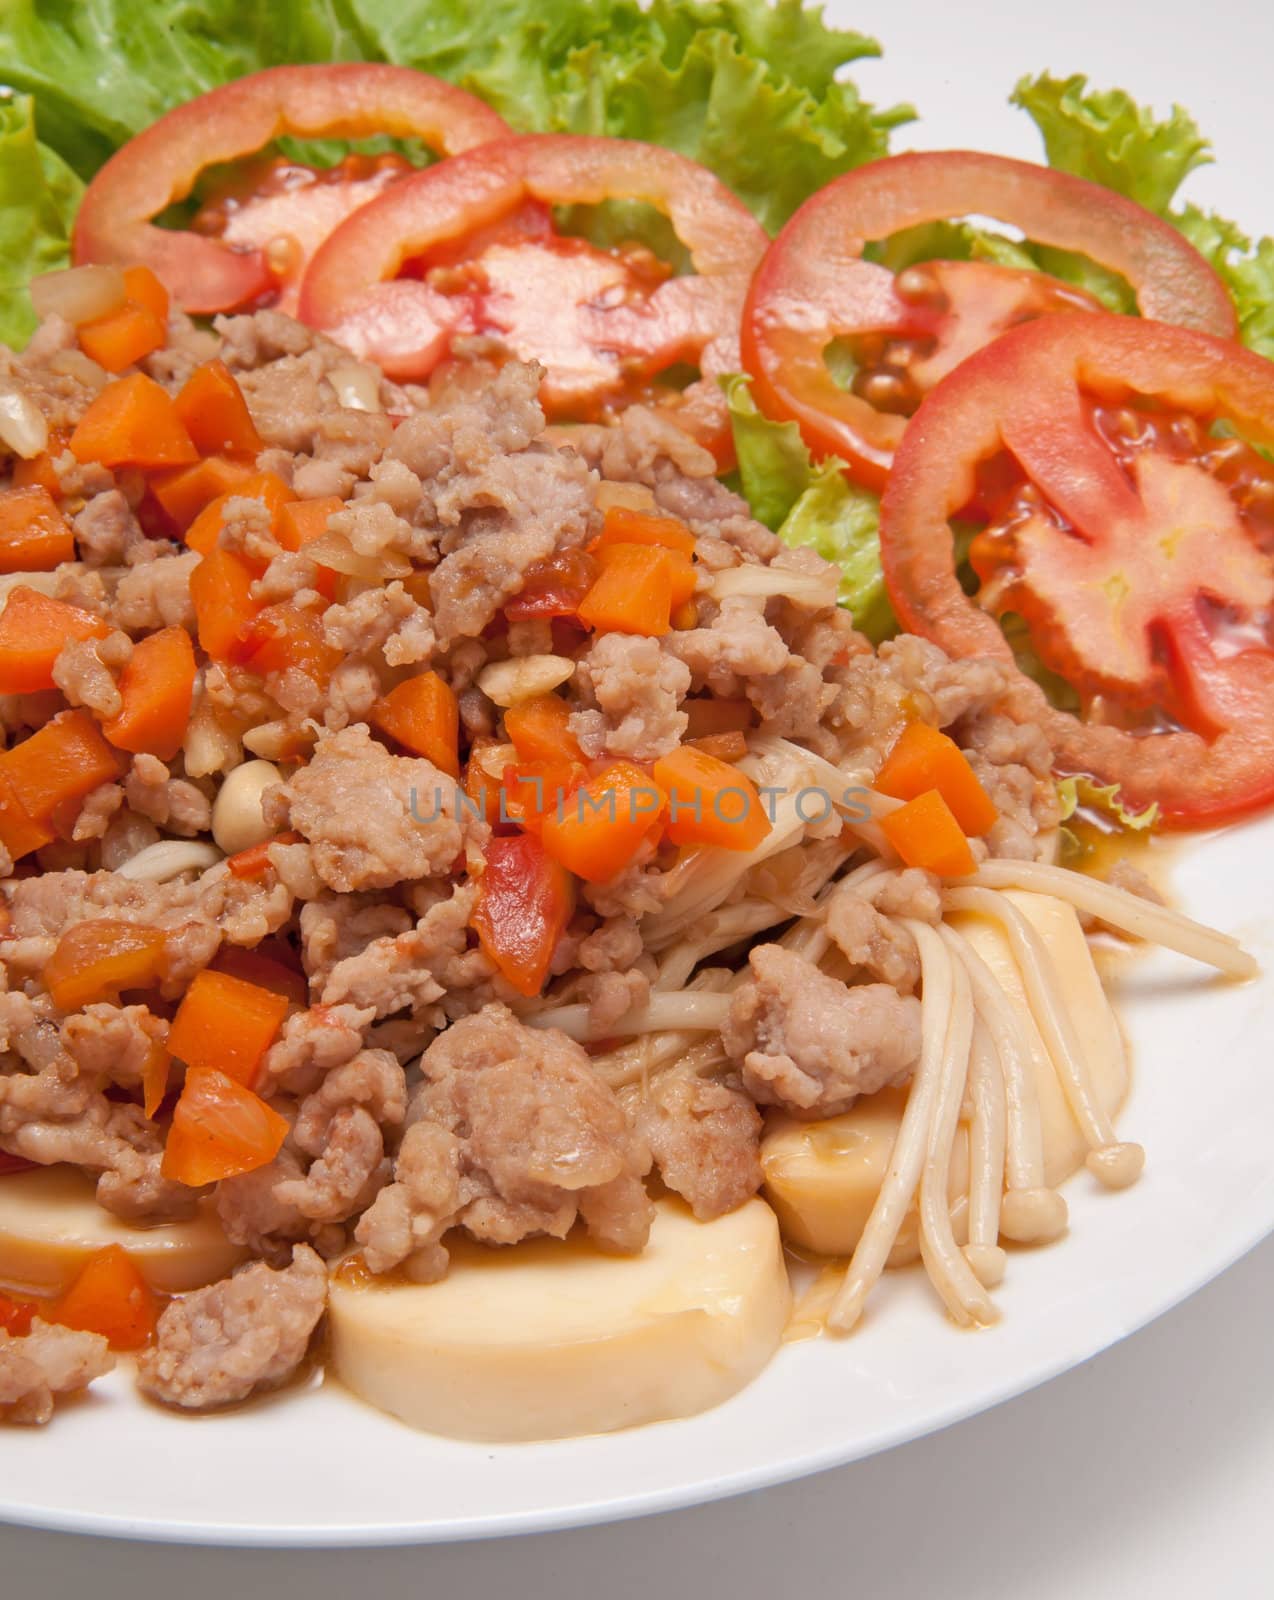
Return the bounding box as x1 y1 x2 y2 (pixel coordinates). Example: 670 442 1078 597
0 0 1266 1438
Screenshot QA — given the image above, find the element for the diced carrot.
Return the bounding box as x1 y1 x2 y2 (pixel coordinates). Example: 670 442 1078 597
499 758 586 832
167 969 289 1089
43 919 168 1012
595 539 696 607
682 697 754 738
0 710 124 828
161 1067 289 1187
122 265 170 323
240 603 341 687
671 598 698 630
653 743 771 852
503 692 583 765
141 1041 170 1120
0 770 55 860
0 587 109 694
103 625 196 762
875 721 999 836
0 1290 37 1337
540 760 666 883
50 1244 158 1350
11 449 61 497
184 469 295 558
149 456 255 532
0 486 75 573
225 832 300 880
190 548 260 661
211 945 309 1010
68 373 198 469
688 731 748 762
594 505 697 559
879 789 976 877
577 543 683 636
77 301 166 373
174 359 263 458
276 496 343 552
471 832 575 997
370 671 460 777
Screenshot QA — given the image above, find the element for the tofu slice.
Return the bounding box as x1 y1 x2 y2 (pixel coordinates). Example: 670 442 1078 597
329 1196 791 1442
0 1165 246 1295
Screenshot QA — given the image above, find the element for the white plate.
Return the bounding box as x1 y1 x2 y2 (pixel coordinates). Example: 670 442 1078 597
4 0 1274 1547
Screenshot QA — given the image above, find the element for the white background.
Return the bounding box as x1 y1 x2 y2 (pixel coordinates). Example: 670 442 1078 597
3 0 1274 1588
2 1234 1271 1595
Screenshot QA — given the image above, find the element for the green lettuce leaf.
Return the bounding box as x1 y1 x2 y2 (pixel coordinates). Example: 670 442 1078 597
1056 774 1159 830
723 374 895 641
1010 73 1211 215
0 91 83 347
1013 72 1274 358
720 372 813 530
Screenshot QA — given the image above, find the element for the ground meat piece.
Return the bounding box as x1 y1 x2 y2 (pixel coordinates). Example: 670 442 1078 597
355 1003 652 1276
264 724 462 892
258 1002 375 1098
1104 860 1164 904
570 633 691 761
637 1073 763 1219
60 1004 168 1091
879 635 1025 729
274 1107 387 1225
321 582 435 668
0 1321 113 1426
137 1244 327 1411
724 945 922 1117
827 897 921 993
390 363 598 644
577 916 644 975
573 402 719 485
745 655 834 740
71 781 124 842
122 753 212 837
214 1148 324 1263
955 708 1060 861
320 883 492 1018
580 968 650 1031
52 631 129 719
271 1048 406 1224
666 597 790 696
112 551 199 632
299 895 412 991
72 489 141 567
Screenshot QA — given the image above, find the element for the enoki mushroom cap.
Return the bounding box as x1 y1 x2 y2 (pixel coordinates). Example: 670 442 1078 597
1085 1142 1145 1190
964 1243 1008 1288
999 1186 1069 1244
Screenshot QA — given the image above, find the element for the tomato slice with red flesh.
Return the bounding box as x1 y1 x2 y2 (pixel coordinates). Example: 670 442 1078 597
190 153 415 317
72 63 509 315
742 150 1238 492
298 133 768 437
879 312 1274 827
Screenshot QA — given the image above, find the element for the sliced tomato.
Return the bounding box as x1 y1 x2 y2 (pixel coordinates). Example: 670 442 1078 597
879 312 1274 827
73 64 509 315
191 153 415 317
743 150 1238 491
298 133 768 437
470 831 575 997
